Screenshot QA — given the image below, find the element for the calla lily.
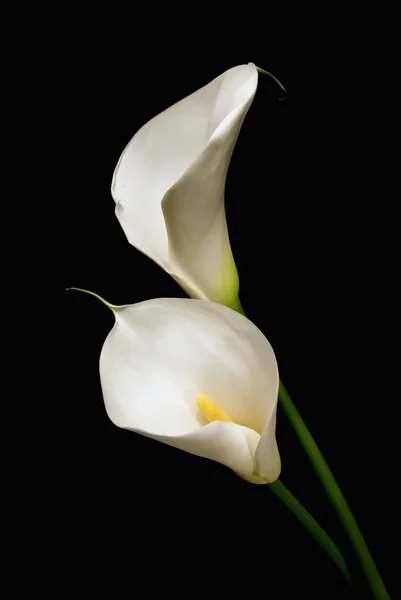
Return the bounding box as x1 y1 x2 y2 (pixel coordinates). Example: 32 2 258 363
111 64 258 311
97 296 280 483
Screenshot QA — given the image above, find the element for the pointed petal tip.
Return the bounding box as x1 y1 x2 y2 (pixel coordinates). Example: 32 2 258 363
66 287 117 315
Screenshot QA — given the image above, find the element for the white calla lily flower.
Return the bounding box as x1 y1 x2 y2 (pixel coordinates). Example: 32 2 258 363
111 64 258 311
96 295 280 484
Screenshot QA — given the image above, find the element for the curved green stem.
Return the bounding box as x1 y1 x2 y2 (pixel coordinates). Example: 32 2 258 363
65 287 116 316
269 479 351 583
256 66 287 93
278 381 390 600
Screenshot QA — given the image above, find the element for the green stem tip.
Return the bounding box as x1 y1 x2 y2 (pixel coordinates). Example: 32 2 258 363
256 66 287 94
65 287 116 315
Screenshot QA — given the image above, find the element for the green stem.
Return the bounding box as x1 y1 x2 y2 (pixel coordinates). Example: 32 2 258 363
269 479 351 583
278 381 390 600
256 66 287 93
65 287 117 316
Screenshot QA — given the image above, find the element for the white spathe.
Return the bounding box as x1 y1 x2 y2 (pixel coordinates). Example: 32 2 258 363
111 64 258 310
100 298 280 483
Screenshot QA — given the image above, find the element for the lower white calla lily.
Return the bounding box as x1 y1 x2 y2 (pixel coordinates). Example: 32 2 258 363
111 64 258 310
99 297 280 483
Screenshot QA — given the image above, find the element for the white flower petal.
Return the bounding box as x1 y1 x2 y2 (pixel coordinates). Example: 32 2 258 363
111 64 258 306
100 298 280 481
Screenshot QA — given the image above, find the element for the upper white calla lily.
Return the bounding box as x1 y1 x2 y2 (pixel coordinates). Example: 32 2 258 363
99 297 280 483
111 64 258 310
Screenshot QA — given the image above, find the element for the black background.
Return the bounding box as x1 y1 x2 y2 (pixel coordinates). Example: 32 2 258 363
59 27 395 600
